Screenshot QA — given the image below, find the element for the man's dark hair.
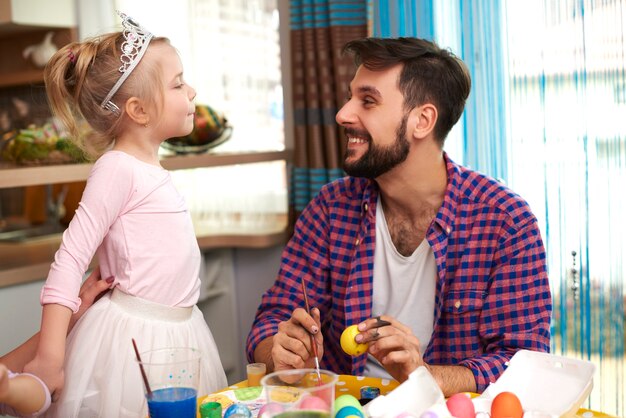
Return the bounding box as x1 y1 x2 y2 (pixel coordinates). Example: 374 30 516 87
342 37 471 145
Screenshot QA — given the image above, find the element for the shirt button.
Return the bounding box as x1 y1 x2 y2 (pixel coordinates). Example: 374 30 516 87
364 203 368 211
454 300 461 309
355 238 360 245
446 227 451 234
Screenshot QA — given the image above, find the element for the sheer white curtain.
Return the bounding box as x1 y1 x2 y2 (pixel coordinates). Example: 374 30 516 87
375 0 625 415
503 3 625 414
113 0 287 231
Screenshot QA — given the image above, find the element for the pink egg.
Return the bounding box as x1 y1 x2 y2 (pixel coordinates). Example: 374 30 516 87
446 393 475 418
258 402 284 418
298 395 330 411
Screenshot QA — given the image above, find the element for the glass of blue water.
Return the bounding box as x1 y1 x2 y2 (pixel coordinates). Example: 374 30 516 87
137 347 202 418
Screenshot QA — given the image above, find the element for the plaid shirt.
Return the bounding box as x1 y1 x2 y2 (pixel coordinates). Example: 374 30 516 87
246 154 551 392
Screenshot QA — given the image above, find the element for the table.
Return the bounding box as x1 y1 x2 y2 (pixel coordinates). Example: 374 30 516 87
201 375 615 418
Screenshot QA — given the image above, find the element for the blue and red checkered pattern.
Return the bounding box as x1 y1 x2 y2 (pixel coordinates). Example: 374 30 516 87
246 154 551 392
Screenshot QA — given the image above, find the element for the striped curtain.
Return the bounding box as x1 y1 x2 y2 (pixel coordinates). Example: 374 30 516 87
370 0 435 38
374 1 625 416
289 0 368 217
502 2 625 415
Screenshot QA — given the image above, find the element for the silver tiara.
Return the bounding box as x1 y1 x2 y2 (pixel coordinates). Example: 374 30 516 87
100 11 154 114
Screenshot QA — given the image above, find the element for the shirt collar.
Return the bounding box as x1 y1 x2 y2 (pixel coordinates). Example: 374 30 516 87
359 152 460 235
433 152 461 236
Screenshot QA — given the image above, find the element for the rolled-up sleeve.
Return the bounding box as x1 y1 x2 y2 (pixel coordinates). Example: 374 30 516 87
458 216 551 391
40 157 132 312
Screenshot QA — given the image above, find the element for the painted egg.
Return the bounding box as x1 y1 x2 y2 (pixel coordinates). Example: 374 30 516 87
445 393 475 418
334 394 363 414
491 391 523 418
340 325 369 356
336 405 366 418
223 403 252 418
298 395 329 411
258 402 284 418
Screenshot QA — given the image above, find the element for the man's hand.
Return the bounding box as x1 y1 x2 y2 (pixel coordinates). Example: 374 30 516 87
356 315 424 382
68 267 113 332
271 307 324 372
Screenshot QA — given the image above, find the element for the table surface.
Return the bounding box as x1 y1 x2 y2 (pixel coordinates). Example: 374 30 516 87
201 374 615 418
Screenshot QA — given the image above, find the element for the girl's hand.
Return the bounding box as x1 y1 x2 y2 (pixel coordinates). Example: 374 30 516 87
24 354 64 402
27 303 72 402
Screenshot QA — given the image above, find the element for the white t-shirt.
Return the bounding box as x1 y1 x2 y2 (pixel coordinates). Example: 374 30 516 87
364 197 437 379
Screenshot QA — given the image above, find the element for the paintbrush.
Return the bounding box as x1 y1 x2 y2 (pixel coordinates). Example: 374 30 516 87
132 338 152 398
300 277 323 385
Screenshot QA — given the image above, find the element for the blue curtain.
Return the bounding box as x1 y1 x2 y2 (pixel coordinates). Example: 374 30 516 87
374 1 625 415
371 0 435 39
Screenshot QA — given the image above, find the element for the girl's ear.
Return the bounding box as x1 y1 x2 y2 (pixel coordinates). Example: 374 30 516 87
124 97 150 126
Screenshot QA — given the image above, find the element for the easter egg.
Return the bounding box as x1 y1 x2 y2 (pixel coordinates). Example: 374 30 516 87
334 394 363 414
445 393 475 418
223 403 252 418
335 406 366 418
298 395 329 411
340 325 369 356
258 402 284 418
491 391 523 418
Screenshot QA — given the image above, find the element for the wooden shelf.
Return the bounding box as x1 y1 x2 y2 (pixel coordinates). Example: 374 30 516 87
0 26 76 88
0 214 288 289
0 149 291 188
0 68 44 88
0 150 292 288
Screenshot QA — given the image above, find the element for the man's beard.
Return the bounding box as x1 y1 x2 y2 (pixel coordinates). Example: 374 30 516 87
343 113 410 179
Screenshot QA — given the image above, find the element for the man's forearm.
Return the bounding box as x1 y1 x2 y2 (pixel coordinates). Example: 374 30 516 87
0 333 40 372
428 365 476 397
253 337 276 373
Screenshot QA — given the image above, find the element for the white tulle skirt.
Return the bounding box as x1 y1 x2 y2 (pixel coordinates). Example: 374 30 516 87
44 288 227 418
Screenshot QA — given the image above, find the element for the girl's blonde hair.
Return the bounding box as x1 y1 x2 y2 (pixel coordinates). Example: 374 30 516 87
44 33 168 158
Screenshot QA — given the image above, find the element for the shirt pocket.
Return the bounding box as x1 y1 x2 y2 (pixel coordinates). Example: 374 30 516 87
443 290 486 315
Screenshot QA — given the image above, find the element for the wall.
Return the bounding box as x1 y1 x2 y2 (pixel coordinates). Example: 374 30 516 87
0 246 282 384
0 279 42 355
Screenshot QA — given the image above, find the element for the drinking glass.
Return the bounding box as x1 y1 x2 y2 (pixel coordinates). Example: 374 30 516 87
137 347 201 418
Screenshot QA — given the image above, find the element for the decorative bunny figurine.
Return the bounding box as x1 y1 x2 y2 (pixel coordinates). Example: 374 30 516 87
23 31 58 68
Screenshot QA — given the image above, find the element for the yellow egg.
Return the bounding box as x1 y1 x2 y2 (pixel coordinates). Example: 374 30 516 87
340 325 369 356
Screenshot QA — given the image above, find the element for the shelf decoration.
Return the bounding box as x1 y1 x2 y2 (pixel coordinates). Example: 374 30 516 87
161 104 232 154
1 122 87 165
22 31 58 68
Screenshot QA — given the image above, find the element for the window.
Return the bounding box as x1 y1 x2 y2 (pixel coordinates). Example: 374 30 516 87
115 0 287 231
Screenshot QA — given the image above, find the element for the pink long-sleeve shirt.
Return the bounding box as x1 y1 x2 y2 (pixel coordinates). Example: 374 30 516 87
41 150 201 312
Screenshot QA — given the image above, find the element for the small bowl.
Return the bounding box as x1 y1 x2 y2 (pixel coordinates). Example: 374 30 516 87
161 105 232 154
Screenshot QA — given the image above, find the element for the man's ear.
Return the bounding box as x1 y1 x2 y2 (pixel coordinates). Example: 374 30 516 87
410 103 437 140
124 97 150 126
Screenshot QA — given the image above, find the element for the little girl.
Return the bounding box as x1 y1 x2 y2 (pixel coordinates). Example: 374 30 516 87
24 12 227 417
